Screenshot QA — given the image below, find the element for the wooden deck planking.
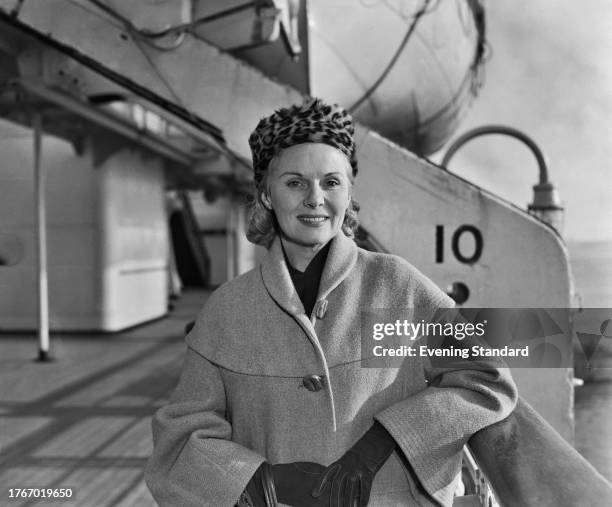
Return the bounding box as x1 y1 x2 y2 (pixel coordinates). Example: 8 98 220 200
1 341 158 404
0 417 52 452
31 417 138 458
54 343 183 407
98 417 154 459
0 289 209 506
113 479 156 507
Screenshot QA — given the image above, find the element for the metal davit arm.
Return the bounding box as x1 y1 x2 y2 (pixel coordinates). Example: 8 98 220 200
441 125 549 185
441 125 564 231
468 397 612 507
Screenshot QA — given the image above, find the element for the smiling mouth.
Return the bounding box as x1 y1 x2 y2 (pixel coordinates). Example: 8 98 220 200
297 215 329 225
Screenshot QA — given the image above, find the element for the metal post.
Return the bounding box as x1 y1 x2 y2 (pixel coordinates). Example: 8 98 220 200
33 113 51 361
226 203 236 281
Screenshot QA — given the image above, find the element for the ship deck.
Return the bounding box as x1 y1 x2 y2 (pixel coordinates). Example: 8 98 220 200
0 290 610 506
0 290 208 506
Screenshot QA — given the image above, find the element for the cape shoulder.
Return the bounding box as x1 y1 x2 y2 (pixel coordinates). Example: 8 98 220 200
355 248 455 311
184 266 315 375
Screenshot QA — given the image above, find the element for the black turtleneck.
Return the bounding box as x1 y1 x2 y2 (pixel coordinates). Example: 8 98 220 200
285 242 331 317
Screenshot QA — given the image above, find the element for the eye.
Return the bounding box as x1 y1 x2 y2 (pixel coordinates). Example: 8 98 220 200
324 178 341 188
286 178 305 188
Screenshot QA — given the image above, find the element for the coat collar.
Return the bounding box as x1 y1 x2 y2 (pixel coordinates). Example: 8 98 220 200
260 232 358 317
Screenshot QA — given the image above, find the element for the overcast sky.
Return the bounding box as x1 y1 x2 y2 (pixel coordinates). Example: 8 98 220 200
433 0 612 241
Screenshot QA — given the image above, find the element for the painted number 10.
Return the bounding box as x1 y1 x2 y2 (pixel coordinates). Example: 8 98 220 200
435 225 483 264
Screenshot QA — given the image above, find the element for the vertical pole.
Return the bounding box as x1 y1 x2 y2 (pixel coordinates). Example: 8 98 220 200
233 203 243 277
233 203 246 276
226 202 235 281
33 113 51 361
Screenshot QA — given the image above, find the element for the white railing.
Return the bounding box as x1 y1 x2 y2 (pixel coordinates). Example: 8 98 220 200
458 447 499 507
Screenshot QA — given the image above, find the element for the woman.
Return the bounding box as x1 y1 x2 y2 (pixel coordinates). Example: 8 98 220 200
145 98 517 507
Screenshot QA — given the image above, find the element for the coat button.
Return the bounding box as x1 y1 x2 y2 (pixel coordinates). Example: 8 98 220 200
302 374 324 392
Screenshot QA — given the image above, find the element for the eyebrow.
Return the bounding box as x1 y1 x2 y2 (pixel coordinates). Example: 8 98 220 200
278 171 345 177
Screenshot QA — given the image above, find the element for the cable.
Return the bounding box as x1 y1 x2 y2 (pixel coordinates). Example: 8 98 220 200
349 0 486 121
81 1 185 104
9 0 27 17
140 30 187 52
76 0 255 172
85 0 261 52
85 0 128 25
83 1 188 103
348 0 433 113
83 0 187 51
129 27 186 106
465 0 486 67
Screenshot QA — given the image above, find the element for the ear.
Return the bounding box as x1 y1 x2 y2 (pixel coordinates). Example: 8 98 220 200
261 192 273 210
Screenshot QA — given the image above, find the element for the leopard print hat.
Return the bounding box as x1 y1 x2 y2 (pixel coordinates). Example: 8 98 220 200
248 97 357 184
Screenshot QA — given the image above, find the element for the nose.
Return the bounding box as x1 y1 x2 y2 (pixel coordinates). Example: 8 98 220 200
304 184 324 208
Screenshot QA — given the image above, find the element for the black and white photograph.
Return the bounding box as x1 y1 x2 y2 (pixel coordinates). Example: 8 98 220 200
0 1 611 506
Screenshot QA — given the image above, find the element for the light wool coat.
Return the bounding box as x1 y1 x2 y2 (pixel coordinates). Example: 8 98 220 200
145 233 517 507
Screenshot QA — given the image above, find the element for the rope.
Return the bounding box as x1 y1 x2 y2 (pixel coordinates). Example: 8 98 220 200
348 0 434 113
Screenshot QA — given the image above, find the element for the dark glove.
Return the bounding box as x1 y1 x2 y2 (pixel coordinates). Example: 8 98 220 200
311 422 396 507
245 462 278 507
246 461 329 507
272 462 328 507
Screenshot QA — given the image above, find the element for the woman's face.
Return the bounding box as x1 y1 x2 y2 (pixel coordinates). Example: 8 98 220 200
263 143 352 251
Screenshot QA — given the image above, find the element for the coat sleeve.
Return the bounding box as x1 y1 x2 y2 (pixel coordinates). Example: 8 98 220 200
144 346 266 507
374 282 518 506
375 358 517 506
